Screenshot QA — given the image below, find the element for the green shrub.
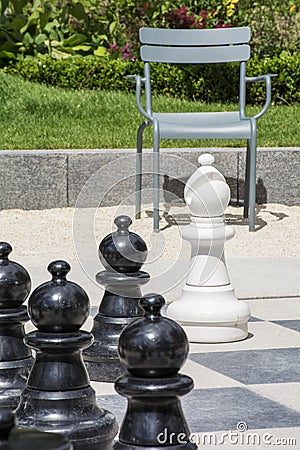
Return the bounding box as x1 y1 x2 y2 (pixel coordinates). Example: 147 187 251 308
3 50 299 104
2 55 142 90
0 0 112 65
247 51 300 104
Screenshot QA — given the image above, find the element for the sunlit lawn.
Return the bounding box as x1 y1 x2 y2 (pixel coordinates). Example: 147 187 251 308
0 73 299 150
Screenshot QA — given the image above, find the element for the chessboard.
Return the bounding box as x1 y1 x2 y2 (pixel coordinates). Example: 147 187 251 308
91 296 300 449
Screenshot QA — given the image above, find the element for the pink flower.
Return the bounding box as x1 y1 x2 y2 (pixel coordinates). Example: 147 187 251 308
109 43 120 50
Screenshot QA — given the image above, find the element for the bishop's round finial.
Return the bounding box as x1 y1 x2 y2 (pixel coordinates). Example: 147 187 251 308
28 260 89 333
99 215 147 273
0 242 31 309
118 293 189 378
198 153 214 166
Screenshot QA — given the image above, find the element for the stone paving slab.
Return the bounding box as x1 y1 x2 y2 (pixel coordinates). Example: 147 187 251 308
0 152 67 209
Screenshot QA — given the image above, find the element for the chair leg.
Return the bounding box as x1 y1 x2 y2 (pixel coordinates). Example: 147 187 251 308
135 123 148 220
153 120 160 231
243 140 251 219
248 121 257 231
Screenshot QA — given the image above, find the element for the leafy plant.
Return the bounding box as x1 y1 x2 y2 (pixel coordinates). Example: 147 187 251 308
0 0 111 64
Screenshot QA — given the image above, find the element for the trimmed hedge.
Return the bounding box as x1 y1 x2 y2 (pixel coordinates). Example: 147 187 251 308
247 52 300 104
2 50 299 104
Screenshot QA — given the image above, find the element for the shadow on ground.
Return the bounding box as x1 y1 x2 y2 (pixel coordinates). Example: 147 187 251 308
145 204 289 232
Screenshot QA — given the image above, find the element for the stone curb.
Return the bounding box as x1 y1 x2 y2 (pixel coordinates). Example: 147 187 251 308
0 147 299 210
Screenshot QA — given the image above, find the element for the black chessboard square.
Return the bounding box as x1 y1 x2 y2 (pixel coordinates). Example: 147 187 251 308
182 387 300 432
189 348 300 384
97 387 300 433
248 315 264 322
271 320 300 332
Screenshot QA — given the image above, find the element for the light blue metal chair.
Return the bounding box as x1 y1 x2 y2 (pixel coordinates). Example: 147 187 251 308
128 27 274 231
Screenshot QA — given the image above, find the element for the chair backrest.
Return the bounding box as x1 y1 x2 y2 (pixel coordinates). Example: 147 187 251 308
139 27 251 64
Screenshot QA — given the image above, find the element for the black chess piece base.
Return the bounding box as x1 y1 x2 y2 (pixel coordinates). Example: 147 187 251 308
84 315 131 382
84 270 149 383
1 408 72 450
17 386 116 450
114 374 196 450
0 356 33 410
16 329 117 450
0 307 33 410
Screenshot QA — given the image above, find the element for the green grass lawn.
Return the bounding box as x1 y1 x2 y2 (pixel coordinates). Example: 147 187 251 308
0 73 299 150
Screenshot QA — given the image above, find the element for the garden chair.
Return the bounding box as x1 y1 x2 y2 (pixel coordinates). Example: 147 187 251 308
127 27 274 231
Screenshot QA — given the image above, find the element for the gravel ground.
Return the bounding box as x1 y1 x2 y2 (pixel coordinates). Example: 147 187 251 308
0 203 299 268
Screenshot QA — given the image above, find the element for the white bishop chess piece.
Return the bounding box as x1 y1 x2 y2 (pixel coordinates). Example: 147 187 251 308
167 153 250 343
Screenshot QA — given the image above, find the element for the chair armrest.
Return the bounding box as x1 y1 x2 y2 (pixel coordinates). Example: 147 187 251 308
243 74 277 120
125 74 152 121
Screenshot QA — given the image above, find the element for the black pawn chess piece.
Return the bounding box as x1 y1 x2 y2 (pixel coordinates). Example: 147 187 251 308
0 242 33 410
84 215 150 382
114 294 197 450
0 408 72 450
15 260 118 450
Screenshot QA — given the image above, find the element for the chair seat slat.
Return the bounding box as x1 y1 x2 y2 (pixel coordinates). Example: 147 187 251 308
139 27 251 46
141 45 250 63
153 112 252 139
